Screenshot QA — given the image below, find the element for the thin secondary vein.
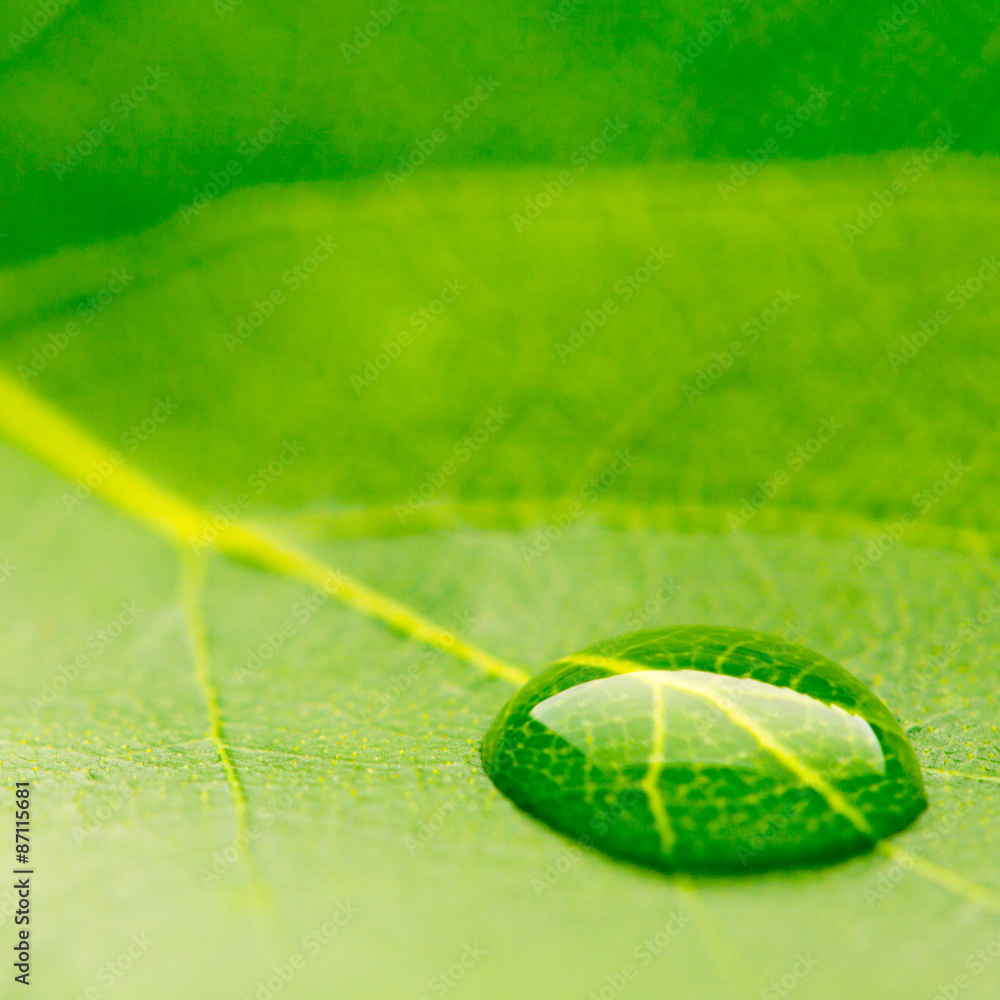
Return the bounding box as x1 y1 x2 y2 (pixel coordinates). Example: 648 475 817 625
179 549 249 829
924 767 1000 785
0 369 528 687
285 498 1000 561
179 551 275 919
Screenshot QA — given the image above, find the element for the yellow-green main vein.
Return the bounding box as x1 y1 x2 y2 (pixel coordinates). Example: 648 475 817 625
0 369 529 687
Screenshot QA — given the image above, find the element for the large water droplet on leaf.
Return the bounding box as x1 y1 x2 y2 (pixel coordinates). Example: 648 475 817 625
480 626 927 872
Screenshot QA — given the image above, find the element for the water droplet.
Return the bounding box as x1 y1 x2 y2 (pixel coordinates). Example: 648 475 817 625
481 626 927 872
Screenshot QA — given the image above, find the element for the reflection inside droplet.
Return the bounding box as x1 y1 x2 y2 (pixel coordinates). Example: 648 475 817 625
530 670 886 776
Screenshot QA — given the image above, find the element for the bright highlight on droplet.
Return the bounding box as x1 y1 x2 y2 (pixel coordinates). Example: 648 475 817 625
481 626 927 872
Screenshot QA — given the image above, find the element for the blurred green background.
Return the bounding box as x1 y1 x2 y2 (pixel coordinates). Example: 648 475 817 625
2 0 1000 530
2 0 1000 262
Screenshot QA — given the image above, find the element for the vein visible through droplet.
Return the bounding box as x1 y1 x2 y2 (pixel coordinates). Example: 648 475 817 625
639 678 677 854
563 653 1000 914
566 654 875 836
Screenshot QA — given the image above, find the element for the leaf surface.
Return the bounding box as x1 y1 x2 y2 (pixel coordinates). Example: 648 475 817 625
2 138 1000 1000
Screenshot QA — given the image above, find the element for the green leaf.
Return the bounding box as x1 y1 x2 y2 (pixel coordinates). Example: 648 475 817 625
2 157 1000 999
